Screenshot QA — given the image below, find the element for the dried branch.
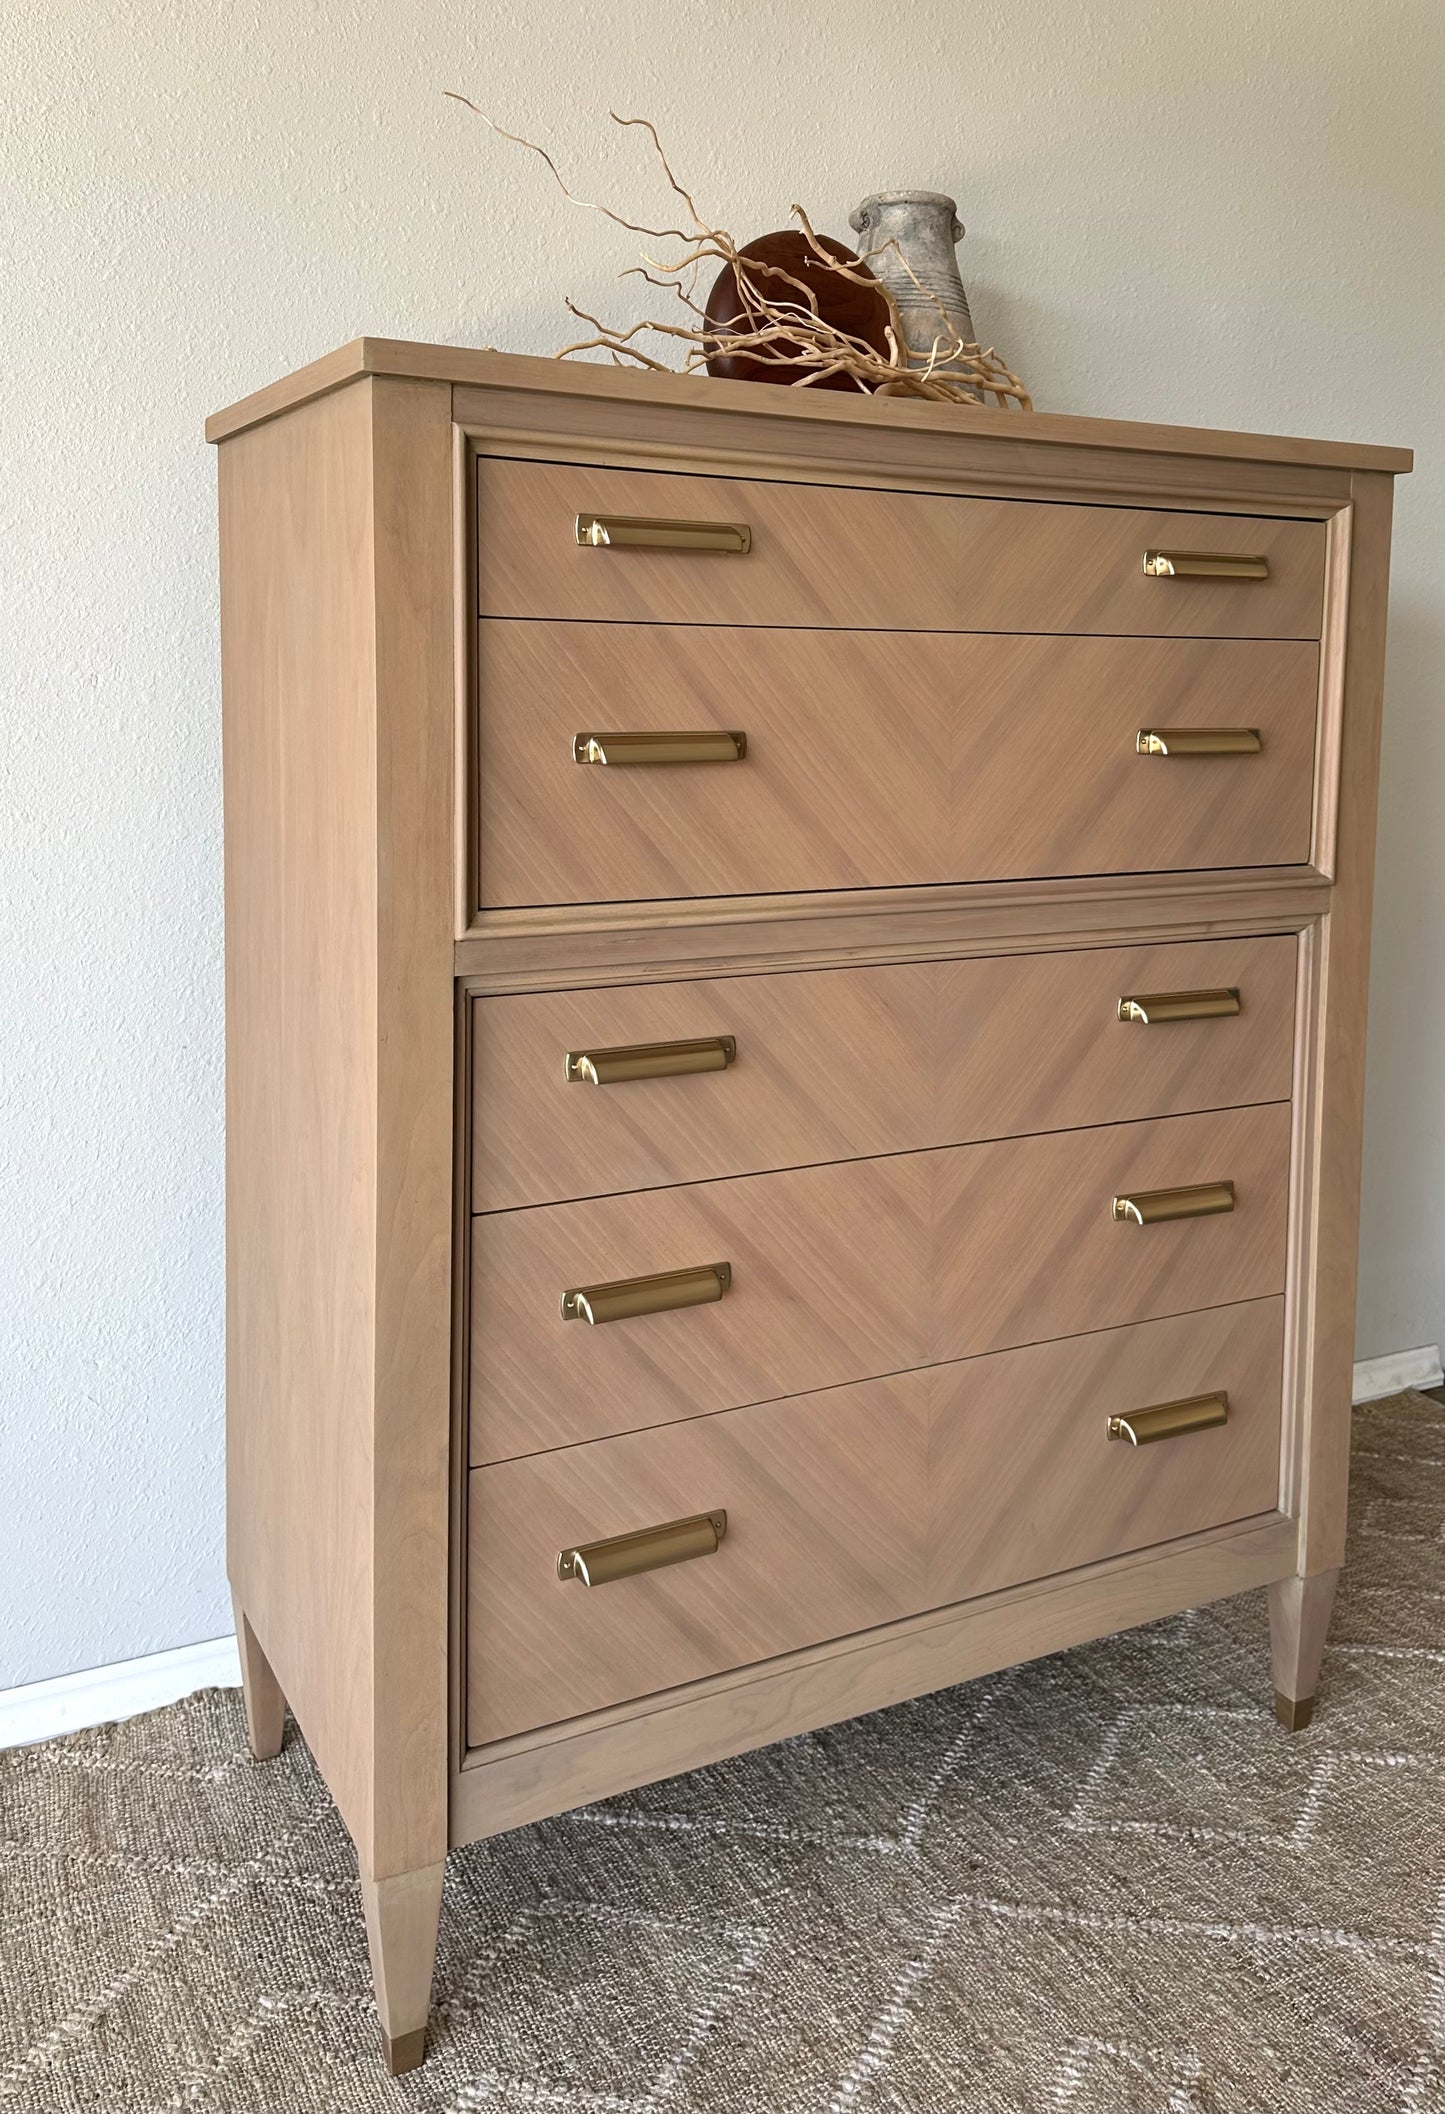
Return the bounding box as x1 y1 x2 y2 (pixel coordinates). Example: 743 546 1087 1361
447 100 1032 411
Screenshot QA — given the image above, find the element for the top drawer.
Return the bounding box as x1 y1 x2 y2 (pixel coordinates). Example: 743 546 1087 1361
478 459 1327 639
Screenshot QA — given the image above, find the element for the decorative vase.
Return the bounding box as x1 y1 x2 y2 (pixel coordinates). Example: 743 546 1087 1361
847 191 979 389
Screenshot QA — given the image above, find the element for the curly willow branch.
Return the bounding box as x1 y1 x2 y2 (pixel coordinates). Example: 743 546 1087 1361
447 99 1032 411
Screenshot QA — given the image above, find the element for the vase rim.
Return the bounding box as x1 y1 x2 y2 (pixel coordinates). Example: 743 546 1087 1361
852 189 959 213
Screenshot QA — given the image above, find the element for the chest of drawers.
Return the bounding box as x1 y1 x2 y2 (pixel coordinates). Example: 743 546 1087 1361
209 341 1409 2074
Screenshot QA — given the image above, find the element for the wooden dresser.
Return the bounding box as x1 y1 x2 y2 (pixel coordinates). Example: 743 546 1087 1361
208 341 1409 2073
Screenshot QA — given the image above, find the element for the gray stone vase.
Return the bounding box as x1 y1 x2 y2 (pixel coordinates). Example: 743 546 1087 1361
848 190 978 385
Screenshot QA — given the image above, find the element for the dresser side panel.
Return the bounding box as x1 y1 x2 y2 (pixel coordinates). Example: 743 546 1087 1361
221 382 380 1852
1296 471 1397 1571
368 378 456 1877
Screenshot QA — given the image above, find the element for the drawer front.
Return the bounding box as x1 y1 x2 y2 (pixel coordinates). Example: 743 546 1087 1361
466 1297 1284 1746
473 935 1298 1210
470 1100 1290 1461
475 625 1318 907
478 458 1325 637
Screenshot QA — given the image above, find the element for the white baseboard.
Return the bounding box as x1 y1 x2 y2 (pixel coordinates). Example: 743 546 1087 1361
1353 1344 1444 1404
0 1635 241 1752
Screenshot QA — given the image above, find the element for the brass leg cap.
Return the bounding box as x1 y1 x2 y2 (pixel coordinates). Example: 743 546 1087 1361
1275 1690 1315 1733
382 2027 427 2076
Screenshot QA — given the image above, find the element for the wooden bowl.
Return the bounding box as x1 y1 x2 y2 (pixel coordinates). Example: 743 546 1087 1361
704 231 891 391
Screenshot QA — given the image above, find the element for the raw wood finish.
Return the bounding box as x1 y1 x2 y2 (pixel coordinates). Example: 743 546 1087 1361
220 375 455 1883
470 1099 1291 1461
208 340 1412 480
1293 477 1397 1572
471 934 1298 1210
478 457 1327 637
1268 1568 1340 1728
475 625 1319 908
233 1598 286 1761
926 1297 1284 1601
456 869 1330 992
454 1515 1296 1839
466 1297 1284 1745
360 1861 445 2076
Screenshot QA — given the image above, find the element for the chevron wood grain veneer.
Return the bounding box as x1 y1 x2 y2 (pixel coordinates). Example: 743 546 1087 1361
209 341 1410 2075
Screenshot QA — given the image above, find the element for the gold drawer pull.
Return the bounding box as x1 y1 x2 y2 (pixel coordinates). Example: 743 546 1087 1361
1118 988 1241 1025
557 1508 728 1586
1108 1391 1230 1445
1136 727 1262 756
565 1035 736 1085
574 729 747 766
1142 549 1269 580
561 1261 731 1325
557 1505 726 1589
1113 1181 1235 1225
576 512 751 554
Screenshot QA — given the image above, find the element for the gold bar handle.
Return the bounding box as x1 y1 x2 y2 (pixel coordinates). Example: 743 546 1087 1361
561 1261 731 1325
565 1035 736 1085
1136 727 1262 756
1108 1392 1230 1445
574 730 747 766
1142 549 1269 580
576 513 751 554
557 1509 728 1586
1112 1182 1235 1225
1118 988 1241 1025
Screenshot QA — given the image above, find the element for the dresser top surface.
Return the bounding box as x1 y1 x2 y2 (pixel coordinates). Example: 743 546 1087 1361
205 336 1412 475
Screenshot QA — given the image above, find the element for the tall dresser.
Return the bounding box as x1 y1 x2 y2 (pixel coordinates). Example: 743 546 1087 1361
208 342 1409 2073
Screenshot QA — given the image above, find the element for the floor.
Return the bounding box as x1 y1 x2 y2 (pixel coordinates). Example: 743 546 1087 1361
1 1391 1440 2113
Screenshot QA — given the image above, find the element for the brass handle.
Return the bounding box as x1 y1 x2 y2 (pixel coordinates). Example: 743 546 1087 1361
557 1509 728 1586
574 730 747 766
1108 1392 1230 1445
576 513 751 554
561 1261 731 1324
1118 988 1241 1025
1136 727 1262 756
565 1035 736 1085
1142 550 1269 580
1112 1182 1235 1225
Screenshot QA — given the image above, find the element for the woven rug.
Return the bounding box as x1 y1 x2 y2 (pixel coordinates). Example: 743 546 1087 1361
2 1393 1440 2114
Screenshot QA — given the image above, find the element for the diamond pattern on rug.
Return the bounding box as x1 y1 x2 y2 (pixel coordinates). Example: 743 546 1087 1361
0 1391 1440 2112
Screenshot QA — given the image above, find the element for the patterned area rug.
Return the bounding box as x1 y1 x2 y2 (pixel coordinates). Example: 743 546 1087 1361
2 1392 1441 2114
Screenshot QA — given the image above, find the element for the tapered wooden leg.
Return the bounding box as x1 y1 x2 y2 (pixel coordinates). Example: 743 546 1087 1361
1268 1568 1340 1731
360 1860 445 2076
232 1595 286 1759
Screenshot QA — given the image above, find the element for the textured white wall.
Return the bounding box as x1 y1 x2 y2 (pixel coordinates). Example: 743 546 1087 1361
2 1 1440 1687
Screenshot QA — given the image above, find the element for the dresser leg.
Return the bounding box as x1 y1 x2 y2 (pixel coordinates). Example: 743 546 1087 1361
232 1596 286 1759
1267 1568 1339 1731
360 1860 445 2075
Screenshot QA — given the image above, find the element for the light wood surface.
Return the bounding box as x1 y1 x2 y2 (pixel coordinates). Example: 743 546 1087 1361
1268 1568 1340 1729
470 1099 1290 1460
467 1296 1283 1745
454 1514 1295 1840
221 375 455 1884
207 338 1412 477
456 867 1329 992
360 1860 445 2075
222 382 381 1853
479 457 1326 636
471 934 1298 1210
212 341 1404 2069
927 1297 1284 1600
233 1597 286 1761
1294 475 1396 1574
475 625 1319 908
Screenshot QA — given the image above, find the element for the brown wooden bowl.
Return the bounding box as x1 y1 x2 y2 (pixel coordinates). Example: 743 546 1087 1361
704 231 891 391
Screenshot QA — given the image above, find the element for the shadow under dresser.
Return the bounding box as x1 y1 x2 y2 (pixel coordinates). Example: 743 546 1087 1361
208 341 1410 2073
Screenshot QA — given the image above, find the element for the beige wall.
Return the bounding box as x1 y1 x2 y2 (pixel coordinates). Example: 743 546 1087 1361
2 0 1440 1685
